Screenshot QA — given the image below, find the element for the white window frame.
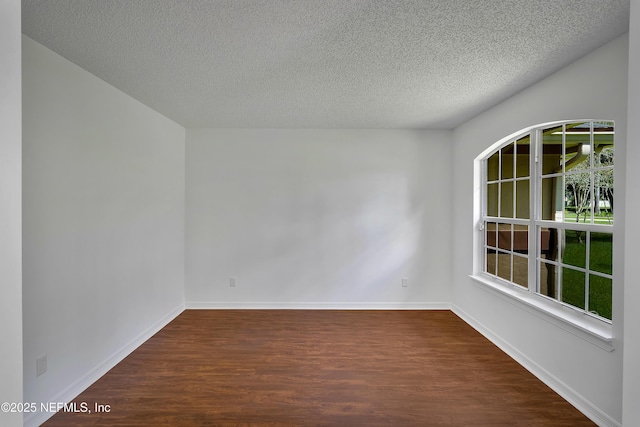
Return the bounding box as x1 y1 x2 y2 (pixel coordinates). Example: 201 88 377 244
471 120 614 350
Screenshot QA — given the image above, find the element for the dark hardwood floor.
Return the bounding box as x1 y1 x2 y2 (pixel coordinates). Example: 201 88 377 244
43 310 595 426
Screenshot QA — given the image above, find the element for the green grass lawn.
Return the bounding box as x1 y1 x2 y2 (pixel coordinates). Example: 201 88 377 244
560 230 612 320
564 210 613 224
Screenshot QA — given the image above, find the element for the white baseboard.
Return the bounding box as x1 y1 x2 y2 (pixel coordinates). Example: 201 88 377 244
451 304 621 427
185 301 451 310
24 303 185 427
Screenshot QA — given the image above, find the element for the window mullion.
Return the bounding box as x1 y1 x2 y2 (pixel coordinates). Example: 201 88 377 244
590 121 595 224
558 125 566 302
529 129 539 294
585 230 592 314
498 149 502 218
481 159 488 276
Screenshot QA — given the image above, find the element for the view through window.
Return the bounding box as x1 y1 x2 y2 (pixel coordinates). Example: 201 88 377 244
482 121 614 321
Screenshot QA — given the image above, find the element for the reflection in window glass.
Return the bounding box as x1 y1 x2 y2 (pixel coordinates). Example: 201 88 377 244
487 183 498 217
589 233 613 275
486 248 496 276
589 275 612 320
486 222 497 249
561 230 586 269
512 225 528 252
497 223 512 251
488 151 500 181
513 254 528 288
539 260 556 298
515 135 530 178
539 227 556 262
501 143 514 179
515 180 530 219
497 251 512 282
541 177 559 221
500 181 513 218
562 268 586 310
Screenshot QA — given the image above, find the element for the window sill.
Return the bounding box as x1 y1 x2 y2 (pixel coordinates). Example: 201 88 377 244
469 274 614 352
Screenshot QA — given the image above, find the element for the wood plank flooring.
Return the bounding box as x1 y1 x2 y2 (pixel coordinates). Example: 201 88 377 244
43 310 595 426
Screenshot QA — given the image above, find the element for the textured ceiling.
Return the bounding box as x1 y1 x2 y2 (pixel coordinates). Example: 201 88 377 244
22 0 630 129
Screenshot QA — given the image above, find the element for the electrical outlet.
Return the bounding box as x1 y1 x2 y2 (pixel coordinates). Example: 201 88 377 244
36 354 47 377
402 277 409 287
230 277 237 287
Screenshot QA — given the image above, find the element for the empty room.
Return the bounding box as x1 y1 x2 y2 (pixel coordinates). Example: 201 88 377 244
2 0 640 426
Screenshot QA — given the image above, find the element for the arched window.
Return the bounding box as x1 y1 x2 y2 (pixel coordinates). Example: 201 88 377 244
477 120 614 323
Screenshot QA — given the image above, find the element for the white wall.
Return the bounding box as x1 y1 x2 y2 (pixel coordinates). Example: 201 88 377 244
0 1 23 426
623 1 640 425
451 35 628 426
22 37 185 426
186 129 452 308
